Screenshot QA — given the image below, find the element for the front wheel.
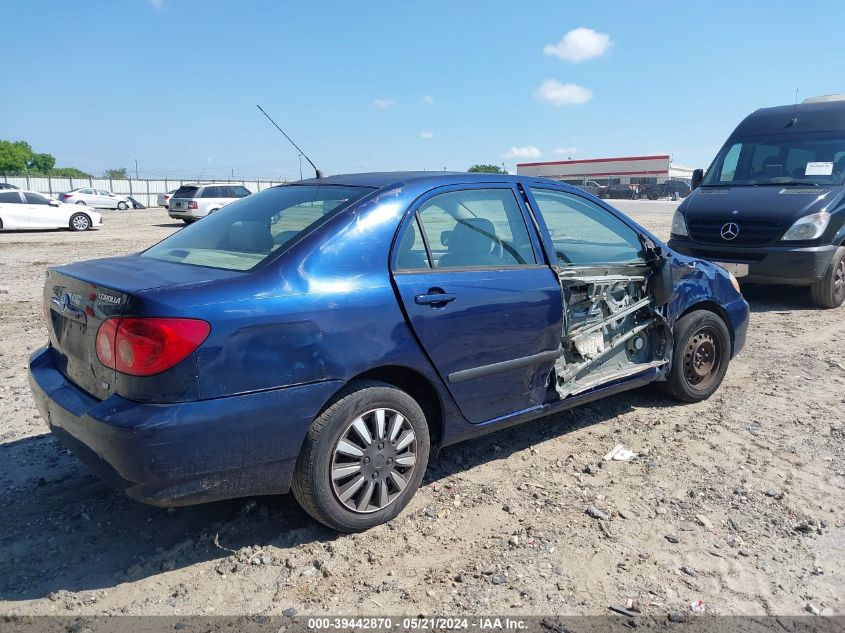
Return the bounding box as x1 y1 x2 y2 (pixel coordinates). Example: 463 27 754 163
117 201 128 210
810 247 845 309
292 380 430 532
660 310 731 402
69 212 91 231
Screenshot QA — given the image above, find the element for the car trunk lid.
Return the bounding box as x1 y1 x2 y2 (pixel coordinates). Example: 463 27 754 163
44 256 243 400
45 269 127 400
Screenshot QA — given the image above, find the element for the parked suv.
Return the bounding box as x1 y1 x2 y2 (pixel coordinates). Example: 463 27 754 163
640 179 691 200
669 95 845 308
167 183 252 223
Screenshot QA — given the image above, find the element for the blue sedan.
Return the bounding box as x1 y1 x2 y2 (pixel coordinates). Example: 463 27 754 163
28 172 749 531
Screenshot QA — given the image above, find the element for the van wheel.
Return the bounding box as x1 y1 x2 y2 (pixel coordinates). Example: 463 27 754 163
69 213 91 231
810 247 845 308
292 380 430 532
660 310 731 403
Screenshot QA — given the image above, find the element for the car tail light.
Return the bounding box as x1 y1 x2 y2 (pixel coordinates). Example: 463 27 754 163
188 201 198 209
63 194 73 199
95 317 210 376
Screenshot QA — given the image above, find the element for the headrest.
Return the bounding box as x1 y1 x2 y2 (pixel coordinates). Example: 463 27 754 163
227 221 273 253
449 218 497 255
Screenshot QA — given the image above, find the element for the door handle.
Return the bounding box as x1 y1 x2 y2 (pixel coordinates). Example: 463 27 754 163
415 292 456 306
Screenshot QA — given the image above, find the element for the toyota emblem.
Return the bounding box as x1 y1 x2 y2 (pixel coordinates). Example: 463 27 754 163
720 222 740 240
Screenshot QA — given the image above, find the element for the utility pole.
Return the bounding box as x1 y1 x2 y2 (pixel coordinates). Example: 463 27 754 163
134 158 139 179
298 154 303 180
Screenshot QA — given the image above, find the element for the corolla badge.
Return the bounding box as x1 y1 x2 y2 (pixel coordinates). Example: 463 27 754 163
96 291 122 305
720 222 740 240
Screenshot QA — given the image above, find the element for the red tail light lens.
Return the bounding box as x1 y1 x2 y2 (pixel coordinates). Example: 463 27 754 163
188 201 198 209
95 317 210 376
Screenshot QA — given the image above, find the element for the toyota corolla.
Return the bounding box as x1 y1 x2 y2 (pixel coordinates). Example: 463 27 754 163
29 172 749 532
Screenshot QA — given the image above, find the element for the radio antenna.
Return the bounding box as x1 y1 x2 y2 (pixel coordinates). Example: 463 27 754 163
790 88 799 126
256 105 324 179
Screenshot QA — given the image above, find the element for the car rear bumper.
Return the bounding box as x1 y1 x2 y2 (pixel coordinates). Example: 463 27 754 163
668 239 837 286
28 346 342 506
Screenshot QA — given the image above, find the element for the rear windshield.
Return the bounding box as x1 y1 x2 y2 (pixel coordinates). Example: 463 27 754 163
703 133 845 186
172 186 200 199
142 185 373 271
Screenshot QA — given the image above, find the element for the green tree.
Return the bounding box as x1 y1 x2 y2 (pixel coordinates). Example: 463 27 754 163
28 152 56 173
468 164 507 174
51 167 91 178
104 167 128 179
0 140 33 172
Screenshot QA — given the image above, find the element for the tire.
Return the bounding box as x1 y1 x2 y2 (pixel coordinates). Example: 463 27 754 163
117 201 128 210
69 212 91 231
810 246 845 308
182 218 195 224
660 310 731 403
291 380 430 532
648 190 659 200
75 200 86 205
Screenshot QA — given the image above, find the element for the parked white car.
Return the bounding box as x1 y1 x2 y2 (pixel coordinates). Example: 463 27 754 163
157 189 178 209
167 183 251 223
0 190 102 231
59 188 130 209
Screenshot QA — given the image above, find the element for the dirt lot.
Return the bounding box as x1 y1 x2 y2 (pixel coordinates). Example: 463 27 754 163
0 202 843 618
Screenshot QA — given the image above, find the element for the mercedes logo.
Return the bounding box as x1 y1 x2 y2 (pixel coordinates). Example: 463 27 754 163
720 222 740 240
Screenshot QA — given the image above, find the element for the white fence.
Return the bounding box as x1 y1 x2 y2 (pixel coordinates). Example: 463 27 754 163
1 174 288 208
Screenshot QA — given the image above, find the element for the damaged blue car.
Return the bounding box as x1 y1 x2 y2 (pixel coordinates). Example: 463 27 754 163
29 172 748 531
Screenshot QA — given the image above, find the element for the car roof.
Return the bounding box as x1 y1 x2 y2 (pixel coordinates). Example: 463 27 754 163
291 171 565 189
177 182 246 187
734 100 845 137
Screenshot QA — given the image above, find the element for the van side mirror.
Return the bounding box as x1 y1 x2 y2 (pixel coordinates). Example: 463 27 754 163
691 169 704 190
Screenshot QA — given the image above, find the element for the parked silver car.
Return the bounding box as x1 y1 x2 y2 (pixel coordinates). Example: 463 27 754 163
59 188 131 210
157 189 178 209
167 183 251 223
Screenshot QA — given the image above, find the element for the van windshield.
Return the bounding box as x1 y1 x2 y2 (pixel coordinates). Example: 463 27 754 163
703 133 845 186
142 185 373 271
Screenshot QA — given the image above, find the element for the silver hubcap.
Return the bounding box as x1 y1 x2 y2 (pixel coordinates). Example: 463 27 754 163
834 259 845 292
73 215 89 230
330 408 416 514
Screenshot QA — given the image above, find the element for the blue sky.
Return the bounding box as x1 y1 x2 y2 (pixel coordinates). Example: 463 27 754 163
2 1 843 180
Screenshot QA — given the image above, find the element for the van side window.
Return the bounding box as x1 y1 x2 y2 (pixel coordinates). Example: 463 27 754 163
718 143 741 181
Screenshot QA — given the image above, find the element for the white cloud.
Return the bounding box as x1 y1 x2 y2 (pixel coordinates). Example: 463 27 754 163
422 95 435 105
503 146 541 159
553 146 577 155
534 80 592 106
374 98 397 109
419 131 434 139
147 0 165 9
543 27 613 63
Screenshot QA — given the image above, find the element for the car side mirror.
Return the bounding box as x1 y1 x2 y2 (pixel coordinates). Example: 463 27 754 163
691 168 704 190
648 257 673 307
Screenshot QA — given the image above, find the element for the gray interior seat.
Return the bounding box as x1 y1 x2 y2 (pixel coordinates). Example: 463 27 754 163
437 218 500 268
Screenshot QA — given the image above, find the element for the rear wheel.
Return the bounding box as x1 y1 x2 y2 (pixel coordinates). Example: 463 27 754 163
810 247 845 309
75 200 86 205
292 380 430 532
660 310 731 402
117 201 128 210
69 212 91 231
648 190 659 200
182 218 195 224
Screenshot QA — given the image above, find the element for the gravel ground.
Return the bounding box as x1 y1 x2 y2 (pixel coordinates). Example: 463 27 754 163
0 201 843 618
